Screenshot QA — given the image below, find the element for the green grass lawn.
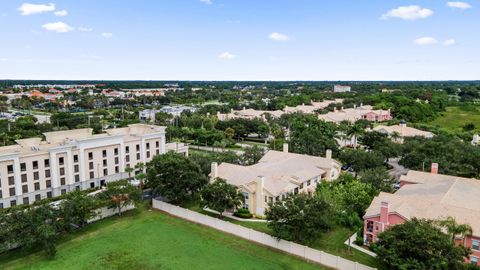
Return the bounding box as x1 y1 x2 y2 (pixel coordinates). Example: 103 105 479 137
0 206 328 270
430 106 480 132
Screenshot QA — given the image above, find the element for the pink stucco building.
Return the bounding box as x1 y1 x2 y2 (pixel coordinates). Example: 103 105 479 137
363 165 480 266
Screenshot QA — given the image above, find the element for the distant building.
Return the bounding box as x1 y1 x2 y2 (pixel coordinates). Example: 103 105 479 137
216 108 283 121
211 146 341 217
283 99 343 114
363 166 480 266
372 121 434 143
333 85 351 93
318 104 392 123
139 106 196 122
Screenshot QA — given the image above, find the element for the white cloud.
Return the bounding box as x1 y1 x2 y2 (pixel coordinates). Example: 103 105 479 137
218 52 236 60
101 32 113 38
54 10 68 16
79 27 93 32
200 0 212 5
18 3 55 15
42 22 74 33
381 5 433 20
444 39 456 46
447 2 472 9
268 32 290 41
414 37 438 45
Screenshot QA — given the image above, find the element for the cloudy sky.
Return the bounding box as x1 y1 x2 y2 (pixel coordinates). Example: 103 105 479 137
0 0 478 80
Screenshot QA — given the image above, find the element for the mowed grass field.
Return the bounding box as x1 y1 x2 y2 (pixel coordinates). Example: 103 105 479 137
430 106 480 132
0 207 328 270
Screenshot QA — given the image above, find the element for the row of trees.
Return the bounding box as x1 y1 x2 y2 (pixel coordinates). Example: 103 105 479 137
0 180 140 257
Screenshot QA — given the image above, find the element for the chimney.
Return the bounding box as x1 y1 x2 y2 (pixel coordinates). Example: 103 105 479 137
211 162 218 179
242 107 246 111
341 106 344 111
326 149 332 159
255 176 265 216
431 163 439 174
380 201 389 225
333 107 337 112
283 143 289 153
360 103 363 107
354 104 357 109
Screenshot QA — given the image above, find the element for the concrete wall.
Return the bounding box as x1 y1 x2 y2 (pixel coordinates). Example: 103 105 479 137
152 199 376 270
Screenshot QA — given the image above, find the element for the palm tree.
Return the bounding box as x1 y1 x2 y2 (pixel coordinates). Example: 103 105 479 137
437 217 473 245
347 123 364 149
390 131 402 143
135 162 145 173
125 165 134 180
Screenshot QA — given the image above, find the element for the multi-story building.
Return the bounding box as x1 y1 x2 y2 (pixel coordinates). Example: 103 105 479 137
210 144 341 217
0 124 188 208
333 85 351 93
318 105 392 123
372 121 434 143
363 165 480 266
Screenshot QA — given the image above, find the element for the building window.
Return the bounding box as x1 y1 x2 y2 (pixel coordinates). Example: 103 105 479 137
32 161 38 170
61 189 67 195
20 162 26 171
75 175 80 182
33 171 39 180
0 191 2 198
136 144 140 151
8 176 14 186
44 159 50 167
23 197 29 205
88 152 93 160
103 159 107 166
10 200 17 206
89 171 94 179
156 141 159 148
299 183 304 189
115 166 119 173
264 196 267 203
103 168 108 176
21 174 27 183
59 157 64 165
102 150 107 158
473 240 479 251
114 148 119 155
35 194 41 201
307 180 311 186
7 165 14 174
146 143 150 150
125 146 130 154
74 164 79 173
147 151 150 158
471 256 478 266
60 178 66 186
74 154 78 163
115 157 119 165
59 167 65 176
45 180 52 188
47 191 52 198
8 187 15 196
136 153 140 160
45 169 51 178
294 187 299 194
34 182 40 191
0 203 3 208
75 186 80 191
89 162 94 170
126 155 130 162
22 185 28 193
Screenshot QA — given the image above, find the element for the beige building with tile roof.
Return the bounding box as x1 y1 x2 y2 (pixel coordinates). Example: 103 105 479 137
210 144 341 217
372 122 434 143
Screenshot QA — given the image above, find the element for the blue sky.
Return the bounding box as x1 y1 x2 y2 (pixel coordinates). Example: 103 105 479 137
0 0 478 80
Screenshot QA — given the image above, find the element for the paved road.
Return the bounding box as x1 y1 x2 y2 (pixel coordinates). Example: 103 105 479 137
388 158 408 180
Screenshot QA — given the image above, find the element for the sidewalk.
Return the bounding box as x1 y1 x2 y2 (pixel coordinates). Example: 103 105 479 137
203 208 268 223
344 233 377 257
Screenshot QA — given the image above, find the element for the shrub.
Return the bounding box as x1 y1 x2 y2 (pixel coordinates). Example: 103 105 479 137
354 234 364 246
234 208 253 219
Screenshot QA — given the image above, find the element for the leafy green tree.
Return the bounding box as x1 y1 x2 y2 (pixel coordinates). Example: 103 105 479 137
97 179 141 216
375 218 469 270
147 152 208 204
60 190 98 230
339 149 385 176
436 217 473 244
265 193 333 244
358 166 394 192
242 145 265 165
200 178 243 217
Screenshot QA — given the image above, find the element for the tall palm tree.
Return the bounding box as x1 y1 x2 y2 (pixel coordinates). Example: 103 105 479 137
437 217 473 245
347 123 364 149
125 165 134 180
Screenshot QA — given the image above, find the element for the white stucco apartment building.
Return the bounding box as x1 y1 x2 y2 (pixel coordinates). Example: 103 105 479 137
0 124 188 208
210 144 341 217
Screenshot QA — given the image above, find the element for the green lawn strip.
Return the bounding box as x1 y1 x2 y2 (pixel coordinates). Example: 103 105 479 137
0 207 328 270
429 106 480 132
